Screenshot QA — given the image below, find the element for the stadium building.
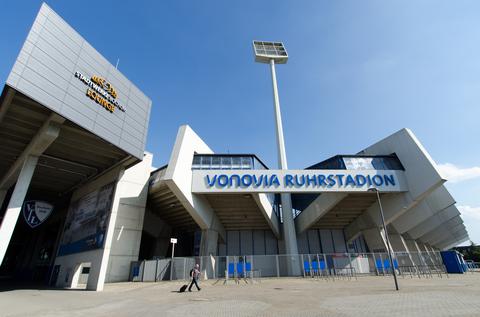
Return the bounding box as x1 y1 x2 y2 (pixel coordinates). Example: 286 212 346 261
0 3 469 291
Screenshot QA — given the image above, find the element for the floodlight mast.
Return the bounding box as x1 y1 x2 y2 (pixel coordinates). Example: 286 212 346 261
253 41 300 274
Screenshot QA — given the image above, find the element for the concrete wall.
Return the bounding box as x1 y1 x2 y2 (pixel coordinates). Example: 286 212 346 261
54 165 123 290
54 153 152 290
105 153 152 283
218 230 279 256
296 229 348 254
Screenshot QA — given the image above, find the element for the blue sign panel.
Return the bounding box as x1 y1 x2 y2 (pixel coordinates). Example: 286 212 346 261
191 170 408 193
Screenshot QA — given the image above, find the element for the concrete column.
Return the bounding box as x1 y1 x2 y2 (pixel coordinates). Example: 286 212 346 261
362 228 387 252
389 233 415 267
416 242 435 266
199 229 218 280
199 229 218 256
388 233 408 252
403 238 424 266
0 155 38 265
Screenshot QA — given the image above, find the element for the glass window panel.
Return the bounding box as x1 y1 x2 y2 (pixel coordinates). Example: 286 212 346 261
253 158 265 170
201 156 211 168
241 157 253 169
371 158 386 170
384 157 403 170
192 156 201 169
231 157 242 169
343 157 375 170
211 156 221 169
221 157 232 169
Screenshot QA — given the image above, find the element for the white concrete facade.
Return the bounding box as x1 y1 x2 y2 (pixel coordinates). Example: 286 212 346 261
149 125 468 261
54 154 153 291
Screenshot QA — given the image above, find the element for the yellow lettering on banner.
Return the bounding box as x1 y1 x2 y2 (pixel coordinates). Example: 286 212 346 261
91 75 105 87
86 89 115 113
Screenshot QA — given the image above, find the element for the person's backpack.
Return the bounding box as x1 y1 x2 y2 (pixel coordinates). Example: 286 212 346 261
189 269 194 277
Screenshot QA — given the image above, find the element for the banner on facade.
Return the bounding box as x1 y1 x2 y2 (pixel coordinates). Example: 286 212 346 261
58 182 115 256
192 169 407 193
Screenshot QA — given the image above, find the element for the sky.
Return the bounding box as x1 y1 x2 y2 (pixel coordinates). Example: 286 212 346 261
0 1 479 245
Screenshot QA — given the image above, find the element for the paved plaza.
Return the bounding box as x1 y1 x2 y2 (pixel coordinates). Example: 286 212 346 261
1 274 480 317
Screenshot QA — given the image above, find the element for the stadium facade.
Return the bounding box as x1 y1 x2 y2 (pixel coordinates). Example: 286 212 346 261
0 3 469 291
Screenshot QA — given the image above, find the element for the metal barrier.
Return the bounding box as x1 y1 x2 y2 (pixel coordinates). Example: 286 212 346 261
466 261 480 273
129 251 447 282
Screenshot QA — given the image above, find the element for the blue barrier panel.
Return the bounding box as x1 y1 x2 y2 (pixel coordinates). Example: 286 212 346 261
383 259 390 269
228 263 235 277
376 259 383 270
304 261 310 273
237 263 244 277
320 261 326 270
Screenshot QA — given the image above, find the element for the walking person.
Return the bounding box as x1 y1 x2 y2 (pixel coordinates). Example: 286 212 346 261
188 263 201 292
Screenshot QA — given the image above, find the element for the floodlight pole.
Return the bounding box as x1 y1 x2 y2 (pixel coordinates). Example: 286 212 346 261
269 59 300 270
370 187 399 291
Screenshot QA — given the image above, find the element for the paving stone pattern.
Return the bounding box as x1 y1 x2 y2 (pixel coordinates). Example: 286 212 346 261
1 275 480 317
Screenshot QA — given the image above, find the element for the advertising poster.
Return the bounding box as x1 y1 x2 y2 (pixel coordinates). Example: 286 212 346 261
58 182 115 256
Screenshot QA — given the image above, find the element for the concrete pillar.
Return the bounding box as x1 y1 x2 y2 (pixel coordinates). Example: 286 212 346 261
388 234 408 252
362 228 387 252
199 229 218 280
0 155 38 265
200 229 218 256
86 260 105 291
389 233 415 267
403 237 425 266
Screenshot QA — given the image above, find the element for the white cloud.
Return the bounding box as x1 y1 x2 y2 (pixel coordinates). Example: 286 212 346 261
437 163 480 183
458 205 480 221
457 205 480 245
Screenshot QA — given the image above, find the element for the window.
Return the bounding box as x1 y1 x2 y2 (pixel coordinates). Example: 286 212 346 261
241 156 253 169
211 156 221 169
192 156 201 169
231 157 242 169
221 156 232 169
192 155 265 170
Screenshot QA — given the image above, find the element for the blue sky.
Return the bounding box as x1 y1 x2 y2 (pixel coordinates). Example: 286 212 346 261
1 1 479 245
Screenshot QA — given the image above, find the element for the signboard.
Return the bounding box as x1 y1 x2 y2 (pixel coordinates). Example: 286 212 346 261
170 238 178 244
74 72 125 113
58 182 115 256
192 170 408 193
22 200 54 228
6 3 151 159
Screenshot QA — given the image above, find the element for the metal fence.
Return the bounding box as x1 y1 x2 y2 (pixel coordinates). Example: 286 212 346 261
466 261 480 273
129 251 447 282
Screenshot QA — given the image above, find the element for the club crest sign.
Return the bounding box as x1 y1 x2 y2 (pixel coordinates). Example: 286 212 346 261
22 201 54 228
